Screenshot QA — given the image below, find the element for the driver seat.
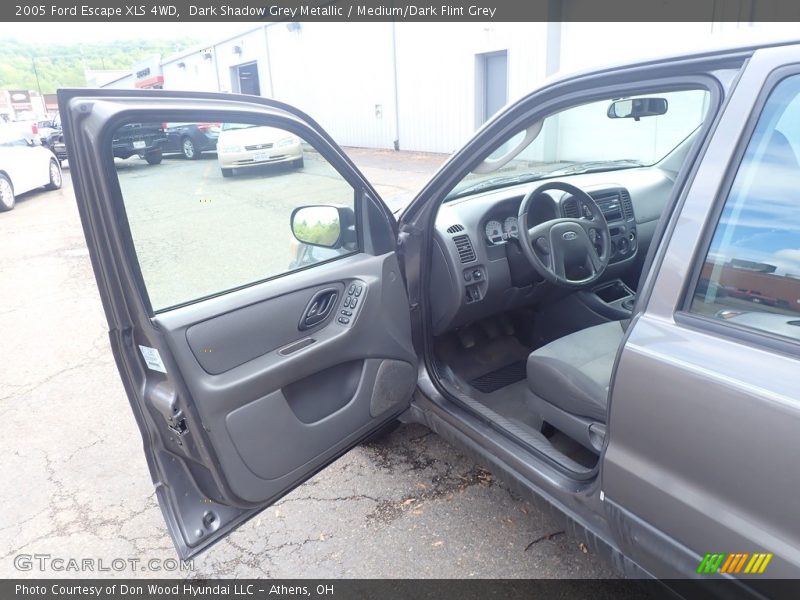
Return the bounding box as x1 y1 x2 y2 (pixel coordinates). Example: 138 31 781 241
526 320 626 453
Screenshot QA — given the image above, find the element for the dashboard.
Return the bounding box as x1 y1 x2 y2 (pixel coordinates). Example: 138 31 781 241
429 167 676 335
482 187 637 259
484 216 519 245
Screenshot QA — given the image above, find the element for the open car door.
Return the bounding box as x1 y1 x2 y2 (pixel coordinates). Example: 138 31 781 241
58 89 418 558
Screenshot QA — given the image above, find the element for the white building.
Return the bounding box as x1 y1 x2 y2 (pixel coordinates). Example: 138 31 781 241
107 21 795 154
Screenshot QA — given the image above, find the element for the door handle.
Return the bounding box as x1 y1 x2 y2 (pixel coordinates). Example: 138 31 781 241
299 288 338 330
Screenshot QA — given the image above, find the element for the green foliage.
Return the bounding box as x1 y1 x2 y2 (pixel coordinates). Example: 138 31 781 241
294 219 341 247
0 38 198 94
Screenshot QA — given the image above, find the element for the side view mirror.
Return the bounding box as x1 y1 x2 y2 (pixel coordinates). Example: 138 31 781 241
290 205 355 249
607 97 668 121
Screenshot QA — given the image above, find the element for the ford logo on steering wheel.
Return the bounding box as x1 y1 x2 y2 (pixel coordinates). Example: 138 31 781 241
562 231 578 241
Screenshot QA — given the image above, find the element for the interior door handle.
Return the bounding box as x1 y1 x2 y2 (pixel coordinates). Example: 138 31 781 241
299 288 339 330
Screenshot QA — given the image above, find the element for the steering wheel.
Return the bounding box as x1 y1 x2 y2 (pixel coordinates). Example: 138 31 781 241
517 182 611 289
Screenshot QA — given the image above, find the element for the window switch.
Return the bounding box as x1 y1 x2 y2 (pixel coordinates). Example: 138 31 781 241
350 297 358 308
354 285 362 297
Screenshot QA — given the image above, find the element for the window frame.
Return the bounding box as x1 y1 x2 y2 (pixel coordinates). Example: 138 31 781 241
677 65 800 357
101 109 367 316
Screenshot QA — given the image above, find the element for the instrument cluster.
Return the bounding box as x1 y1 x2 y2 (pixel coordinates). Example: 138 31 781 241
484 216 519 244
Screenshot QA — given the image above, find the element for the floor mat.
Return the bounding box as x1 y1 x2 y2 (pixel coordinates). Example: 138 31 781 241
435 332 530 383
470 360 527 393
472 379 542 431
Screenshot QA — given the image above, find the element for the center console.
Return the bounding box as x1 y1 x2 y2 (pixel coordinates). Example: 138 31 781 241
564 187 638 265
579 278 637 320
591 188 638 265
570 187 639 319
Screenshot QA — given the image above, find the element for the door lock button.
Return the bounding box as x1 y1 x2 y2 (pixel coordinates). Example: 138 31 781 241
338 316 350 324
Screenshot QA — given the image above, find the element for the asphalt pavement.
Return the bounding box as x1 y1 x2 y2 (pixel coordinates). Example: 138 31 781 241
0 148 619 579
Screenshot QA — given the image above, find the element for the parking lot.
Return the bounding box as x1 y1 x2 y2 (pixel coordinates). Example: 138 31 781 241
0 148 619 579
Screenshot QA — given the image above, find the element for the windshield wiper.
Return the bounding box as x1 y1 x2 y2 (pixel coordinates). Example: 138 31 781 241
548 159 644 176
446 172 546 200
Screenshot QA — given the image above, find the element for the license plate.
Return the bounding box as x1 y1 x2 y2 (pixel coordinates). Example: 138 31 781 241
253 152 270 162
133 140 146 149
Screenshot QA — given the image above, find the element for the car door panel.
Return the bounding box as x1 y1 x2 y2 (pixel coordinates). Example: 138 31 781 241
154 252 416 504
183 282 346 375
607 318 800 577
59 89 417 558
603 44 800 579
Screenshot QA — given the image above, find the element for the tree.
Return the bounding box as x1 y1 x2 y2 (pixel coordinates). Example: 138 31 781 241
0 38 197 94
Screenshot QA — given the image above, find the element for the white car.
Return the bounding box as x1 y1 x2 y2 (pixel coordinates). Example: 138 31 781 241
0 126 62 212
217 123 303 177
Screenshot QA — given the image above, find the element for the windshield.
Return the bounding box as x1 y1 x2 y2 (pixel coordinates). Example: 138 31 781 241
447 89 710 200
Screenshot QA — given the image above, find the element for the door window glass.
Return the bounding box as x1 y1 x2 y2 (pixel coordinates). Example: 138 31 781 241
690 75 800 342
112 119 357 312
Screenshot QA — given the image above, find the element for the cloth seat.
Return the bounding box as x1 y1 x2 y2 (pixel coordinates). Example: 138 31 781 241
526 320 625 423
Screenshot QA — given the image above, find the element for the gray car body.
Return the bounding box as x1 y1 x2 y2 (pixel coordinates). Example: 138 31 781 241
59 39 800 593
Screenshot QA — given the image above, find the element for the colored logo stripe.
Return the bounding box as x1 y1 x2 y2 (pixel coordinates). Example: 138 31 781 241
698 552 773 574
720 553 749 574
744 553 773 574
697 553 725 574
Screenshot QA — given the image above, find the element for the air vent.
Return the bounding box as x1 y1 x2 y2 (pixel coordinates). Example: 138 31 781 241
453 234 476 263
562 198 579 218
620 189 634 221
446 224 465 234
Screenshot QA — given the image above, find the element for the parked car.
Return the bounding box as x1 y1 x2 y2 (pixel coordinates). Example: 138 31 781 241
162 122 220 159
3 119 41 144
0 125 62 211
217 122 303 177
49 135 68 164
42 112 68 163
112 122 167 165
59 39 800 591
36 118 60 150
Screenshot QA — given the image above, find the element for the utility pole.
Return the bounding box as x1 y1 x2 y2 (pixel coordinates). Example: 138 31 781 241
31 55 43 98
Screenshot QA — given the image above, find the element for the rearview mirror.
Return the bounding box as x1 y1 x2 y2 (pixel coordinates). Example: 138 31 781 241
291 205 352 249
607 97 668 120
